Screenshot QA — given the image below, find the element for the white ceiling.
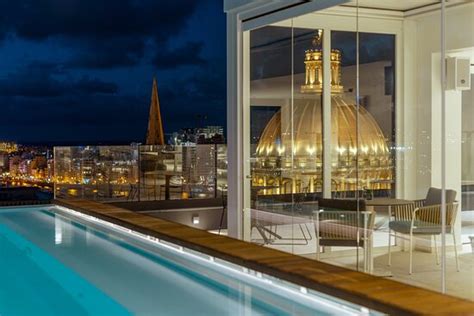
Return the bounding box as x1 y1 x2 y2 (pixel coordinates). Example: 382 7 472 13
343 0 440 11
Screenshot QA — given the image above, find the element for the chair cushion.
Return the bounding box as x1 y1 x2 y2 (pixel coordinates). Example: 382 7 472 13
389 220 451 234
425 187 457 206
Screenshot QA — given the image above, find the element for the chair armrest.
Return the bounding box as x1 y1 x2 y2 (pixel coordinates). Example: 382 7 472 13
413 204 440 224
413 203 458 225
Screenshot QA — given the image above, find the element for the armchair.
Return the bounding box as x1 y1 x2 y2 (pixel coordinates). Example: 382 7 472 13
388 199 459 274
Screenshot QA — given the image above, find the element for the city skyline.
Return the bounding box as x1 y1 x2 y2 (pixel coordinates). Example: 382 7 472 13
0 0 226 144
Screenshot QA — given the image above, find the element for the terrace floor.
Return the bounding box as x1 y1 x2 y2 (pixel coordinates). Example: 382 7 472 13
250 211 474 301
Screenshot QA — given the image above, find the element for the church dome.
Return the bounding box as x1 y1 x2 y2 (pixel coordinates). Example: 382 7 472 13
254 33 393 191
256 95 390 160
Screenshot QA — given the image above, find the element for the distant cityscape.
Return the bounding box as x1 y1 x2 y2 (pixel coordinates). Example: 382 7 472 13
0 125 225 200
0 141 54 187
0 76 226 203
168 125 225 145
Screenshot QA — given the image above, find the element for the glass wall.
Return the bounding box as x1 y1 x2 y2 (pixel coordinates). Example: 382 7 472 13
242 0 473 300
446 0 474 299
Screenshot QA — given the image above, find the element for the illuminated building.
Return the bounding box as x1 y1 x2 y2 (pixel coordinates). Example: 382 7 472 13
0 153 8 171
0 141 18 154
196 126 225 139
170 126 225 145
253 31 393 195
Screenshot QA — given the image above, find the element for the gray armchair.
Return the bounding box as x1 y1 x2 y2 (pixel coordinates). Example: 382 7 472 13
388 187 459 274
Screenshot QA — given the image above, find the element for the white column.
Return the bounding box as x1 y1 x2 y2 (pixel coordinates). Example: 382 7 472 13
399 20 417 199
322 30 332 198
242 31 251 241
226 12 243 239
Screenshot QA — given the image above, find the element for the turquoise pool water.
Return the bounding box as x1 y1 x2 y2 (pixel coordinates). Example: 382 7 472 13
0 205 375 315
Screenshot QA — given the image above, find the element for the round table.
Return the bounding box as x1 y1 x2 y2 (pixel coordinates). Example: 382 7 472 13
365 198 412 208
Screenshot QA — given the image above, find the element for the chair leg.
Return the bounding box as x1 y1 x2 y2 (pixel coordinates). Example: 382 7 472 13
316 237 320 260
388 230 392 266
434 235 440 265
409 233 413 275
364 244 368 273
316 217 320 260
369 236 374 274
453 233 460 272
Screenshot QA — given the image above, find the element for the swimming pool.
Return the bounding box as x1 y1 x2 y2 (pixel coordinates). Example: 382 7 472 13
0 205 379 315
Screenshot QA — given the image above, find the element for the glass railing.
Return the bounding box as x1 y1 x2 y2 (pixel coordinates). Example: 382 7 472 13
54 145 227 202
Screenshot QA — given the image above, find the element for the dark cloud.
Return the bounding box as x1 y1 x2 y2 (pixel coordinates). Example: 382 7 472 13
158 63 226 131
0 0 201 69
0 63 118 97
74 77 118 94
0 94 146 143
0 61 226 144
0 0 227 143
0 0 199 40
66 37 145 69
152 41 207 69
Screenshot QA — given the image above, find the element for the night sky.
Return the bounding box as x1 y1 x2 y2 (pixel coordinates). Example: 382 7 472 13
0 0 226 144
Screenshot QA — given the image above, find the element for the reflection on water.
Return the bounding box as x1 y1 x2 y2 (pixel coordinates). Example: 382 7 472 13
54 214 73 246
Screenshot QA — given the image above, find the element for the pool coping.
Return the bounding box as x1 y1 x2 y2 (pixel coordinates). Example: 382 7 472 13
54 199 474 315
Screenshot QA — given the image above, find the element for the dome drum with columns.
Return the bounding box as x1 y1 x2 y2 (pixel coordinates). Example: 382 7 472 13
252 31 393 196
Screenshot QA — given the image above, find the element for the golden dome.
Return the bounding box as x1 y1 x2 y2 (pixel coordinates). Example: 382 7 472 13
254 95 393 191
254 34 393 192
256 95 390 160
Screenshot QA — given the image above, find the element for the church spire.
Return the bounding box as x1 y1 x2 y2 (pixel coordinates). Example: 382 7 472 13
146 77 165 145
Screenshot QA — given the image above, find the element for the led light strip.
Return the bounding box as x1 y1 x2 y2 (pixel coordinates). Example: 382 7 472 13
53 205 375 315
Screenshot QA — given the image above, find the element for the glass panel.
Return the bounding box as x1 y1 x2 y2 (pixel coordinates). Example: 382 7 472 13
245 5 367 266
291 26 324 256
292 27 324 197
54 146 139 200
246 20 326 254
446 0 474 300
54 144 227 203
348 0 445 294
350 30 396 274
358 32 396 199
247 21 295 248
330 30 358 200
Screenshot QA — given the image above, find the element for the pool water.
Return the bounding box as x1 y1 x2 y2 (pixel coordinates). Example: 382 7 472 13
0 206 374 315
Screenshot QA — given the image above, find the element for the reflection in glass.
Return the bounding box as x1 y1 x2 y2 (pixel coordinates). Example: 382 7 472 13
253 30 393 197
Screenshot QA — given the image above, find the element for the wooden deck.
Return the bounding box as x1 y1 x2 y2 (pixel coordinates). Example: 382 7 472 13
54 199 474 315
